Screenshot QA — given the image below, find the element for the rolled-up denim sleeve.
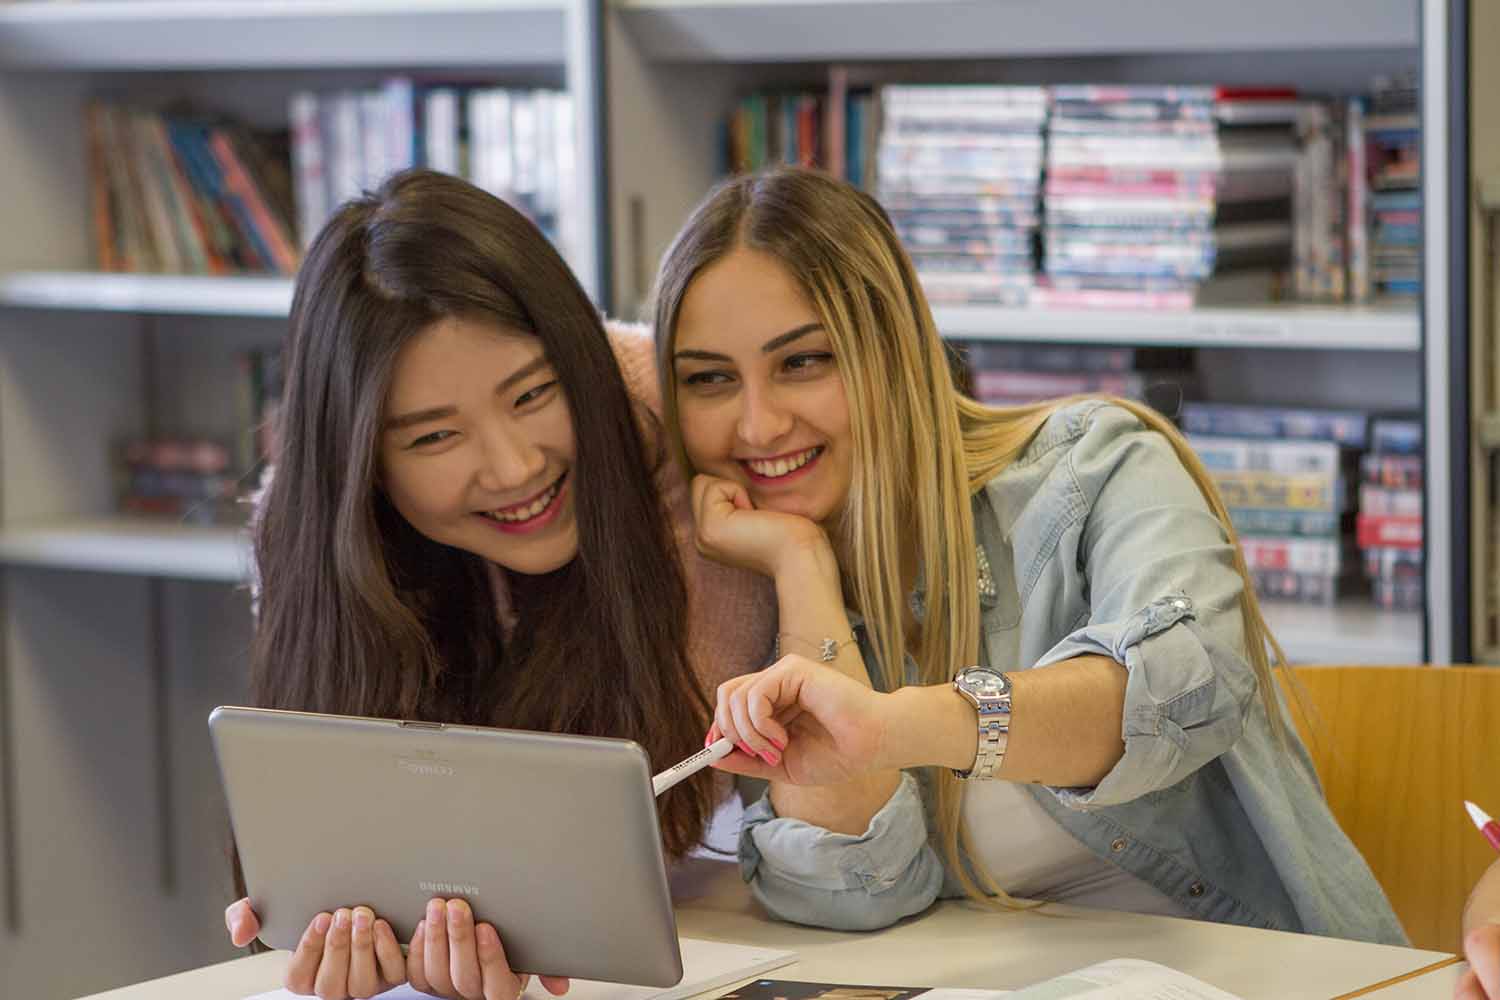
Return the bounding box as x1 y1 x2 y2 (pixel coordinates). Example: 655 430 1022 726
737 772 944 930
1034 405 1260 809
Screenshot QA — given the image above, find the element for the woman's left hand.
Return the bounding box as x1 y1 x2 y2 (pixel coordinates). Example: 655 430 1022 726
690 474 829 580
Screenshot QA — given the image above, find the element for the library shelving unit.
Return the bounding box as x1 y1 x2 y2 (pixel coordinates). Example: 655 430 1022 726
0 3 606 997
604 0 1460 669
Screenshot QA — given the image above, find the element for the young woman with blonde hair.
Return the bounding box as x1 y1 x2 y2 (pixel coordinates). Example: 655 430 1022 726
653 167 1404 944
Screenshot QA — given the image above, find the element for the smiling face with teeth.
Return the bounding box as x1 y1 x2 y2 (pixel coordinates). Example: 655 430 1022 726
379 314 579 576
671 246 854 526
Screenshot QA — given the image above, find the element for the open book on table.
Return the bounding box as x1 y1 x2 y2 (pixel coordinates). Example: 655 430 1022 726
716 960 1241 1000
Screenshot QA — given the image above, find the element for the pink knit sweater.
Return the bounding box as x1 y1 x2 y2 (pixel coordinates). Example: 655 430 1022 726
487 321 777 695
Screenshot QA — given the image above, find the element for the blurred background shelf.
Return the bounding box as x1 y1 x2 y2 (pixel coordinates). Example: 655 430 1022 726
0 517 251 582
1262 598 1425 665
0 0 570 70
0 272 294 317
931 304 1420 351
615 0 1417 62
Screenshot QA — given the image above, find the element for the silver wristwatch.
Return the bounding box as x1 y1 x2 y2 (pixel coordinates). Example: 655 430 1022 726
951 666 1012 780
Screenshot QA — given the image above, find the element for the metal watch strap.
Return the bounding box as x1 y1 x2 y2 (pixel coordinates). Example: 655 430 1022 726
951 666 1011 781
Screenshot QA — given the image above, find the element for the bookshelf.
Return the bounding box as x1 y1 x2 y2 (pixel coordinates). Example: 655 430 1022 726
0 3 609 997
603 0 1452 677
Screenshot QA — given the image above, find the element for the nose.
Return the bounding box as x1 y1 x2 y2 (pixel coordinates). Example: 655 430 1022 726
736 380 795 451
474 421 546 495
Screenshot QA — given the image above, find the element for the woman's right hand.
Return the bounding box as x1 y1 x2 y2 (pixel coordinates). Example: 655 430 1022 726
708 654 893 786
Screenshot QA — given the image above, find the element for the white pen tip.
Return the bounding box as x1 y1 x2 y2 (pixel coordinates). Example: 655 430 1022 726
1466 800 1493 829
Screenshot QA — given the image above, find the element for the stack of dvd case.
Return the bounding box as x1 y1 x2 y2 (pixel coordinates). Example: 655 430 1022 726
1036 86 1296 310
875 85 1047 307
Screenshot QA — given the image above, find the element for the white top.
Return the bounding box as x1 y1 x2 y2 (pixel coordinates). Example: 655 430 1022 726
963 778 1195 918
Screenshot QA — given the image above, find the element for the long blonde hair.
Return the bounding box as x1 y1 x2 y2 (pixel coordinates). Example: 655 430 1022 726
653 167 1291 906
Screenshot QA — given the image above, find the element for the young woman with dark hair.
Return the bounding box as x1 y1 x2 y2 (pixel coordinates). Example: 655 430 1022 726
221 169 772 1000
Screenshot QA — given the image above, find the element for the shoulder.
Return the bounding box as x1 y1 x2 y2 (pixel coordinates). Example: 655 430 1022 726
979 399 1177 531
603 319 662 416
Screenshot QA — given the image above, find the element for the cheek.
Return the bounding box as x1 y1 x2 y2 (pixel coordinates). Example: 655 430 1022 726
382 457 461 521
676 399 732 465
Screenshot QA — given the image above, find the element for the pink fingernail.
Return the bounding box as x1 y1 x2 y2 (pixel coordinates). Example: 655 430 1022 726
737 741 754 757
704 733 713 748
314 912 332 934
768 736 787 751
759 749 781 766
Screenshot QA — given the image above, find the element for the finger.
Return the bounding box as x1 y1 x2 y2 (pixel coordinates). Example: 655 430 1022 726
1466 924 1500 999
727 682 777 764
373 919 406 988
423 898 456 997
226 897 262 948
314 907 353 1000
475 921 522 1000
286 912 333 996
709 748 785 781
447 899 484 999
539 976 571 996
1454 969 1484 1000
407 920 431 995
704 721 721 748
345 907 380 999
746 681 791 750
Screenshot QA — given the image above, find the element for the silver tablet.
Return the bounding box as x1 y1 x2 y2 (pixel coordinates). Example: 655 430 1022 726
209 706 684 987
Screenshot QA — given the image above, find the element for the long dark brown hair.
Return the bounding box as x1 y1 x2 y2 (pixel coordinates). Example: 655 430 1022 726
251 169 714 858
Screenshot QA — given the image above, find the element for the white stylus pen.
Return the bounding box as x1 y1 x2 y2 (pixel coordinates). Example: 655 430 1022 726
652 737 735 796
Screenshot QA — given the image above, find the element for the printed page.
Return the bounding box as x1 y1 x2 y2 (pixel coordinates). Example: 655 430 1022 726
1007 959 1243 1000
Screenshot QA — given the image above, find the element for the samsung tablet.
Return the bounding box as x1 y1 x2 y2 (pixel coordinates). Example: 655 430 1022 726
209 706 683 987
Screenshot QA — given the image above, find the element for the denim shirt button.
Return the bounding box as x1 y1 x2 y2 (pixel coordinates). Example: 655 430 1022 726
1188 881 1206 897
1172 599 1188 611
1109 837 1127 853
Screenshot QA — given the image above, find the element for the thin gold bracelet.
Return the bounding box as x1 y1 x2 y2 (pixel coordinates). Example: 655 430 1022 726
775 632 857 663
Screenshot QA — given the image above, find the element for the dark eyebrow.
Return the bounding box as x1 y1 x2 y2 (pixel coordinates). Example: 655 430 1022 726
673 323 825 365
383 354 552 432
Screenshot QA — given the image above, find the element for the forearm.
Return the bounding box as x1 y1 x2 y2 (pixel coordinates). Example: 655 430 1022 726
767 544 902 835
880 655 1127 788
1465 859 1500 936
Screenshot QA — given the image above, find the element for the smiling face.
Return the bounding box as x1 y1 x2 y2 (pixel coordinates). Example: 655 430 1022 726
671 246 854 526
378 314 579 575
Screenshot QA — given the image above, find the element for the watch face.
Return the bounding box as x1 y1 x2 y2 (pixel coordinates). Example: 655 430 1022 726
958 667 1008 697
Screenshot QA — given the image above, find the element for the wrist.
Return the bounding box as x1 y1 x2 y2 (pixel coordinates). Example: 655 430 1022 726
771 532 838 587
878 685 980 772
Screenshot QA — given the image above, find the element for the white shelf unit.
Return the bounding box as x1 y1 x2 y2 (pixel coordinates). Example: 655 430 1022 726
0 272 295 318
0 518 250 583
1262 599 1425 666
0 5 605 997
0 0 570 69
604 0 1442 669
932 304 1420 352
615 0 1416 62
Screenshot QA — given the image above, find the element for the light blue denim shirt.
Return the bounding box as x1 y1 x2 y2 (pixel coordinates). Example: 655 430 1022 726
738 401 1406 945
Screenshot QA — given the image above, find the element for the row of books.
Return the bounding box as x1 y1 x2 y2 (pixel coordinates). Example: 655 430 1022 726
85 102 298 275
1180 402 1422 609
288 78 580 264
724 78 1418 309
960 343 1193 409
